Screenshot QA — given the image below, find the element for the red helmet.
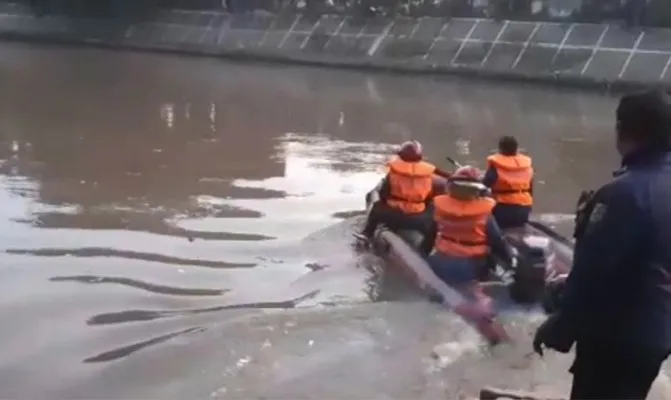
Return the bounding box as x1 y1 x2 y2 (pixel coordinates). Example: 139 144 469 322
397 140 423 162
450 166 482 182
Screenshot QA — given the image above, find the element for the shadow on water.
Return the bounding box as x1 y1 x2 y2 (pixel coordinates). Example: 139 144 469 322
0 43 641 399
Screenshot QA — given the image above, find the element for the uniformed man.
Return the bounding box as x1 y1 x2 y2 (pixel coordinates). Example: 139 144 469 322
533 90 671 399
483 136 534 230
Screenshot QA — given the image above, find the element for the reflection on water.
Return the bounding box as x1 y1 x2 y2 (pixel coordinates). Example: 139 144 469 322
222 132 387 223
0 108 387 306
0 121 384 396
0 42 629 399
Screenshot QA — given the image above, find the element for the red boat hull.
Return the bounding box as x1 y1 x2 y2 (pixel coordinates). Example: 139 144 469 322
373 227 509 345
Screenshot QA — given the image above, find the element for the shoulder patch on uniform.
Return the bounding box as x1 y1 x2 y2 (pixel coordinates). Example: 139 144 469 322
587 202 607 228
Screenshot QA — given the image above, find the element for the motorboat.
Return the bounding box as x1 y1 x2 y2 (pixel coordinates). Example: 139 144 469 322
357 178 574 344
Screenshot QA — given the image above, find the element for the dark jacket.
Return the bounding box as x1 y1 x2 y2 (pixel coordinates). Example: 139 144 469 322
560 149 671 352
483 166 532 229
485 216 514 264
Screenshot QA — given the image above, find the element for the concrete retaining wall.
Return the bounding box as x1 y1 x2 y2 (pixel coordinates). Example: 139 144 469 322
0 2 670 89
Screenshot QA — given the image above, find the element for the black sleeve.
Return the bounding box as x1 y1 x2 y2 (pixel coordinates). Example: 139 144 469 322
378 175 391 202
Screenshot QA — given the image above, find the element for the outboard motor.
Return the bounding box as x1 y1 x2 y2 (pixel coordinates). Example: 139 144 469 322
507 235 553 304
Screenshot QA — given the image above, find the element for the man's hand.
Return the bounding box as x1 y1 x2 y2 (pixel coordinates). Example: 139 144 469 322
533 313 575 356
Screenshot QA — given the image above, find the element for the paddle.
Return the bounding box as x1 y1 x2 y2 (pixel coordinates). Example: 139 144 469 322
434 168 452 179
527 220 574 248
445 156 462 168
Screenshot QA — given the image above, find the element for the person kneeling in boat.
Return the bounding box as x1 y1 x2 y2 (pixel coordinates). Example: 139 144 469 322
483 136 534 230
355 140 441 255
429 166 514 291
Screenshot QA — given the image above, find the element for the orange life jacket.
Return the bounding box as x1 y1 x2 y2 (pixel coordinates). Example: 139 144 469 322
487 153 533 206
433 194 496 257
386 158 436 214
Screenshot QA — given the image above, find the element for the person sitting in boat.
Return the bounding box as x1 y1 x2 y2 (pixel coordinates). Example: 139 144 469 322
354 140 442 255
483 136 534 230
429 166 514 290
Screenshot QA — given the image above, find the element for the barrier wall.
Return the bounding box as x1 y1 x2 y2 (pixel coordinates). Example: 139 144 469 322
0 2 670 88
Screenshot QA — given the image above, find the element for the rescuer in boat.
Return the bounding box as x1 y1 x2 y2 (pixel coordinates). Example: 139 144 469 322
428 166 514 293
355 140 442 254
483 136 534 230
533 90 671 399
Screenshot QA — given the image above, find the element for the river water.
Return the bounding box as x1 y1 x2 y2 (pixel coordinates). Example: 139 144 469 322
0 42 665 399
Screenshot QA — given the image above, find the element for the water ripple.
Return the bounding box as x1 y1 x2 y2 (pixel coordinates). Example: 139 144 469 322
83 327 205 364
6 248 256 268
50 275 229 296
17 212 274 241
87 290 321 325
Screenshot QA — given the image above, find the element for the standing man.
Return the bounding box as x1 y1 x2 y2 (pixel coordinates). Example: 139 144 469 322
533 90 671 399
483 136 534 230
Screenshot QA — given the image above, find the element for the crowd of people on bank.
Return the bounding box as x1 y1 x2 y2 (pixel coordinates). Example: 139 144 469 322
20 0 662 29
356 90 671 399
489 0 650 28
221 0 658 28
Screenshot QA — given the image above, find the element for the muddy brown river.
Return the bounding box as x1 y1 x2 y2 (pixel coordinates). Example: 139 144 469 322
0 42 667 399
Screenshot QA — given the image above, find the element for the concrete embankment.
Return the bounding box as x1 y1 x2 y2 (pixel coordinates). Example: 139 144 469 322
0 2 670 89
